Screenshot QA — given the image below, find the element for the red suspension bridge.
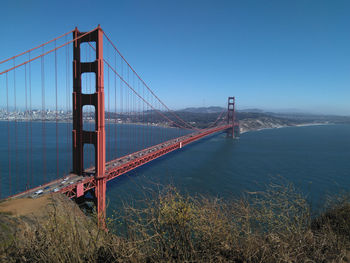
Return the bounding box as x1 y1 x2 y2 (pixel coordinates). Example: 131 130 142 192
0 26 238 224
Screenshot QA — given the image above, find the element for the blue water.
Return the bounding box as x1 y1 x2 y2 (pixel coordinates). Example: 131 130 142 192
0 121 190 197
105 124 350 215
0 122 349 214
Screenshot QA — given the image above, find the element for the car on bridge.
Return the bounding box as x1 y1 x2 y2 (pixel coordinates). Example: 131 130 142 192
33 189 44 197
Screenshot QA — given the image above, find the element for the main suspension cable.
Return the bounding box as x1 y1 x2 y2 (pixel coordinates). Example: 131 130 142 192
103 31 198 130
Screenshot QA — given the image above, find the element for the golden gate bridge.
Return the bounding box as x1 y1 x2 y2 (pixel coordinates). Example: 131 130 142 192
0 26 238 225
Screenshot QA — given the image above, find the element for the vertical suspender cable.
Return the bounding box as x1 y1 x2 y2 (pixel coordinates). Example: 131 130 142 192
90 41 94 167
127 67 129 153
6 73 11 196
150 94 153 146
89 44 93 167
135 78 137 150
25 63 29 188
133 73 135 151
136 76 138 151
133 73 136 151
86 43 91 167
41 47 46 183
142 80 145 149
108 64 111 161
139 80 141 150
130 70 133 152
134 75 141 151
133 74 136 151
161 101 163 143
29 52 33 186
55 40 59 178
107 42 110 161
141 80 144 149
114 50 117 159
65 37 69 174
147 86 149 147
120 56 123 158
13 59 18 192
152 95 154 146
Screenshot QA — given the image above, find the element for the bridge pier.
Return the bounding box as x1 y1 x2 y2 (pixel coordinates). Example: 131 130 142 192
72 26 106 228
95 177 106 225
227 96 236 138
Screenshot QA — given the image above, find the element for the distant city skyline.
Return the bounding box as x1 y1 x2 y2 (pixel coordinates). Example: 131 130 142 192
1 0 349 115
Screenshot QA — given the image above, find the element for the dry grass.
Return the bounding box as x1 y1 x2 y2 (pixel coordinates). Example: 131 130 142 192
0 195 51 217
1 182 350 262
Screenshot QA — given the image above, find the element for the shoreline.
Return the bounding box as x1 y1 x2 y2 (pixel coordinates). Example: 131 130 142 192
0 119 179 129
0 119 338 134
239 122 332 135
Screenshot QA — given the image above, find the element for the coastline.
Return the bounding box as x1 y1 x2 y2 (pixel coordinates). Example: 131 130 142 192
239 122 331 135
0 119 179 129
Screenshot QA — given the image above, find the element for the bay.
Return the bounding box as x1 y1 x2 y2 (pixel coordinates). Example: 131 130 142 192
0 122 349 215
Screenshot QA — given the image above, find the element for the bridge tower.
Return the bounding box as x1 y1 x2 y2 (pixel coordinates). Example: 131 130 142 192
72 26 106 225
227 96 235 137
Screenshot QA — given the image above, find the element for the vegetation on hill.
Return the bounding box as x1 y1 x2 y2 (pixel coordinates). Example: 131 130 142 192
1 182 349 262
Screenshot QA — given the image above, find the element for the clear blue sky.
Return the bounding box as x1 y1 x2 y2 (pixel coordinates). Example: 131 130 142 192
1 0 350 115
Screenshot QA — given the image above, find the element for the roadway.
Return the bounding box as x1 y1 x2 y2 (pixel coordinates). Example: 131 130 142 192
8 124 231 200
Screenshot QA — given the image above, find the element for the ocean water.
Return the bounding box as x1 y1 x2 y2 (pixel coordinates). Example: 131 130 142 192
0 122 349 215
105 124 350 215
0 121 190 197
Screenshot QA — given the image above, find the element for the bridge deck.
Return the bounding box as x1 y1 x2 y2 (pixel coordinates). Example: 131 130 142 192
9 125 231 200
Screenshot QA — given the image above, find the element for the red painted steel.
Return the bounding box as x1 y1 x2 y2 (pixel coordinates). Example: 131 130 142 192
0 28 99 76
76 183 84 197
0 29 74 65
72 26 106 225
1 26 238 230
59 124 231 199
227 97 235 137
103 31 197 130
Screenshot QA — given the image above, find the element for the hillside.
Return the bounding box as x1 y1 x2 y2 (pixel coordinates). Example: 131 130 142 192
1 183 349 262
174 108 341 132
237 112 309 133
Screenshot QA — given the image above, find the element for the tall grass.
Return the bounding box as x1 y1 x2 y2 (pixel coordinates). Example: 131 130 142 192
1 182 349 262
